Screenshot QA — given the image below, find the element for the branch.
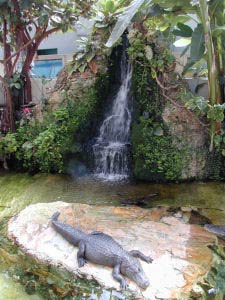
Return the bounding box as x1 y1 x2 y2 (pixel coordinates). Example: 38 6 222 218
24 27 32 42
11 52 20 75
154 71 180 91
155 73 208 127
0 32 41 66
42 27 59 40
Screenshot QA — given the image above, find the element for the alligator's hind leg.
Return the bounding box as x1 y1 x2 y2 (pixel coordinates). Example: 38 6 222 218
130 250 153 263
77 240 87 267
113 264 128 289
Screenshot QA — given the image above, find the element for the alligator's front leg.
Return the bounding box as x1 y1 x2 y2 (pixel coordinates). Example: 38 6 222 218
113 264 128 289
130 250 153 263
77 240 87 267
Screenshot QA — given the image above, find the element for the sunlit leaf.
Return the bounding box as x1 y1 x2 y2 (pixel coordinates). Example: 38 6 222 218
51 16 62 24
173 37 191 47
105 0 115 13
106 0 150 47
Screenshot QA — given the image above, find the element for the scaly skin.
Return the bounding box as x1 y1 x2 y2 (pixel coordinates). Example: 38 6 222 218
52 212 152 289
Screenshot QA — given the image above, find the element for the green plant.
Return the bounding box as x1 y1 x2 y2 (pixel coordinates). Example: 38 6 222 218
130 57 185 182
182 91 225 133
2 72 109 173
0 0 94 131
132 118 183 181
8 72 24 97
0 133 18 158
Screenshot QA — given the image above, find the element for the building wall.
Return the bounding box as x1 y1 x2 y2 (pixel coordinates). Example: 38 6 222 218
37 18 93 55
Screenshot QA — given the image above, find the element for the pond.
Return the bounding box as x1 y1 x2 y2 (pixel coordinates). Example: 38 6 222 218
0 171 225 299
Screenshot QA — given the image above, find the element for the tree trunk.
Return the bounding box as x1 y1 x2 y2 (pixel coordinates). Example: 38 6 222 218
23 70 32 104
21 46 37 104
2 19 15 132
0 77 15 132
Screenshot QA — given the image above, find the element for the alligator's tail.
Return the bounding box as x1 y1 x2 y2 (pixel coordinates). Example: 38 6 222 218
52 211 60 222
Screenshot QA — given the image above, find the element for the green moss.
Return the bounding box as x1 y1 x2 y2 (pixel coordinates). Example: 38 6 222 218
131 60 184 182
198 245 225 299
131 119 183 182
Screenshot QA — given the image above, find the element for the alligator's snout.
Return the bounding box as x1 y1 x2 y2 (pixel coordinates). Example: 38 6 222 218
139 278 150 289
122 259 150 290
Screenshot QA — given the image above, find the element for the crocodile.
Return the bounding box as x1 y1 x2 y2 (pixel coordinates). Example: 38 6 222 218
204 224 225 240
51 211 152 289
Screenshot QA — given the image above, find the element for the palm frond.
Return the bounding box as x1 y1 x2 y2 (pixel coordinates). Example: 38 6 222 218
105 0 151 47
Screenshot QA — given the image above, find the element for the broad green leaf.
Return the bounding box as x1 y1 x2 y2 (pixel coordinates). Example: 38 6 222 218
106 0 150 47
159 24 169 32
105 0 115 13
171 15 192 26
173 37 191 47
14 83 21 89
173 23 193 37
190 24 205 62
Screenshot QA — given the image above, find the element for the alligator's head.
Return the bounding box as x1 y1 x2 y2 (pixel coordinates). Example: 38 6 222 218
121 257 150 289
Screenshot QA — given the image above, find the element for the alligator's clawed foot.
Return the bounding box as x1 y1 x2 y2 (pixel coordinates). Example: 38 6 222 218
78 258 87 267
146 256 153 264
120 279 128 290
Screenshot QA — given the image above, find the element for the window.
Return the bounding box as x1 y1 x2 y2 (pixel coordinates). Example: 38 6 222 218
31 59 63 79
37 48 58 55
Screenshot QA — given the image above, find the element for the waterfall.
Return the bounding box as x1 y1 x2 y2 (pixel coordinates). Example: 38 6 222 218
93 40 132 181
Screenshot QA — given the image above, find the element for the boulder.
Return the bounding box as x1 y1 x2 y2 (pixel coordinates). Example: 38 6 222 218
7 202 220 299
162 103 208 180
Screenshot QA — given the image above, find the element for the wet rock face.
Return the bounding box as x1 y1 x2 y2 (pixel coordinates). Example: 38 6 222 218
7 202 222 299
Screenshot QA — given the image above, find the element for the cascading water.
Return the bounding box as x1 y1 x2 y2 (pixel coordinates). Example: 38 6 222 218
93 40 132 181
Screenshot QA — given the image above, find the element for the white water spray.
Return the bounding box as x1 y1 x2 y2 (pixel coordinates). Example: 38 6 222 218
93 43 132 181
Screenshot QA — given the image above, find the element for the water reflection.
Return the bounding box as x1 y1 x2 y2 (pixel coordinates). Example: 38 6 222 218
0 273 42 300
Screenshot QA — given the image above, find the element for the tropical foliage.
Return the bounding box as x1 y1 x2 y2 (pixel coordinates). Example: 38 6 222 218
106 0 225 151
0 0 94 131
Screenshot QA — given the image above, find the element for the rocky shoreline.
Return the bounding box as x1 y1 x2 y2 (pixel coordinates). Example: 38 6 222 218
6 201 225 299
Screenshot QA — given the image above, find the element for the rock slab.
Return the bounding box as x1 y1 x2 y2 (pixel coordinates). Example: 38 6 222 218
7 202 218 299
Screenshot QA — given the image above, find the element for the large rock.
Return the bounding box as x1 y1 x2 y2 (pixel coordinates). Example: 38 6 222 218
7 202 220 299
162 103 208 180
